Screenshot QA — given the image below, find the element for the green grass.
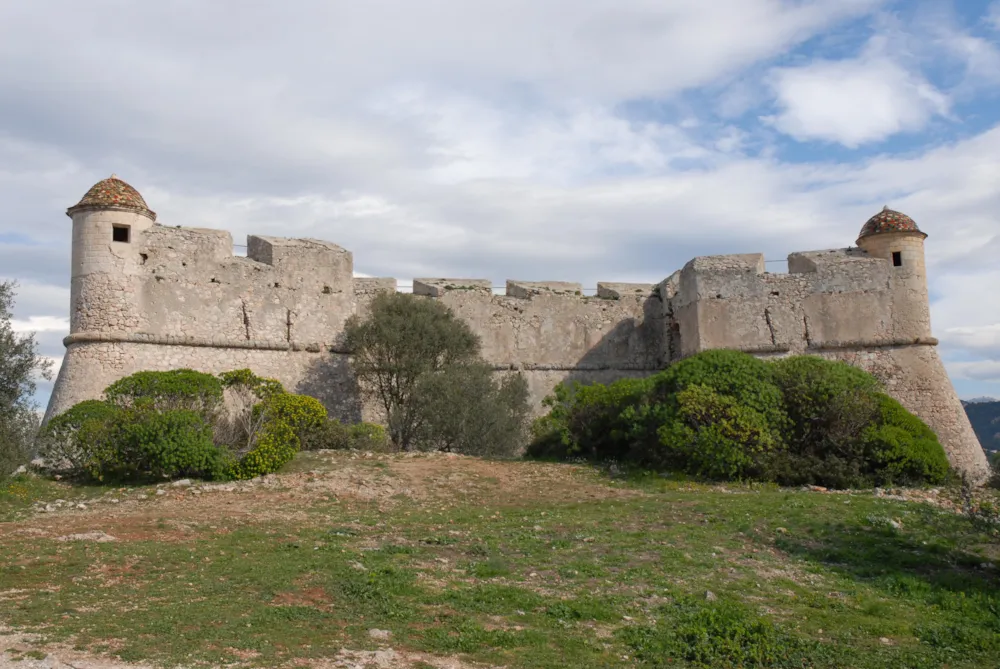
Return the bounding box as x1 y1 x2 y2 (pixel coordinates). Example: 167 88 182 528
1 455 999 668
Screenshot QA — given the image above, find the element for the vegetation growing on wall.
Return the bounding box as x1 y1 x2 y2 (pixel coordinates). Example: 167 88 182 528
528 350 952 489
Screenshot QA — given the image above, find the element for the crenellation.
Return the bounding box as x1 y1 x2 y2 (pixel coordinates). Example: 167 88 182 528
44 177 990 482
412 278 492 297
596 282 655 299
506 280 584 299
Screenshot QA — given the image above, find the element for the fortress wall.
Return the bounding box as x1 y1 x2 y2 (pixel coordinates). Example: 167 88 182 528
132 227 355 346
354 277 398 321
47 218 989 480
424 279 664 370
672 249 894 356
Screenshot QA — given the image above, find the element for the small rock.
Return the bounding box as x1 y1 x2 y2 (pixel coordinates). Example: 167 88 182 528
13 465 27 475
775 527 788 534
109 499 120 504
889 520 902 530
533 525 543 531
171 479 193 488
808 485 828 492
155 489 166 496
705 591 717 601
368 628 392 640
58 531 117 543
349 561 366 571
42 504 55 513
515 610 526 616
75 503 87 510
880 637 892 645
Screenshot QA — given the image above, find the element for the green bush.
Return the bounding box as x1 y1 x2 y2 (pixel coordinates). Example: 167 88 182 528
348 422 392 451
215 369 286 456
528 377 652 461
652 349 788 442
257 393 327 441
231 420 298 480
38 400 121 474
104 369 223 418
300 419 351 451
528 350 952 490
864 393 950 485
228 393 328 479
654 385 776 479
218 368 284 400
413 364 531 457
770 356 880 454
101 409 228 482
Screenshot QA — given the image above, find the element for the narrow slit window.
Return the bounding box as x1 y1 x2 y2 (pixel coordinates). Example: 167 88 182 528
112 225 130 243
892 251 902 267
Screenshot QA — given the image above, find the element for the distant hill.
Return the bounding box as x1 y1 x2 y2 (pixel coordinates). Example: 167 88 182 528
963 400 1000 459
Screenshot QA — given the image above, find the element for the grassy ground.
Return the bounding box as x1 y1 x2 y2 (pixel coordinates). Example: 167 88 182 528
1 451 999 668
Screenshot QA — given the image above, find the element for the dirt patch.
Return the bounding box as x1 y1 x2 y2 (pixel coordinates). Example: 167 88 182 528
0 625 490 669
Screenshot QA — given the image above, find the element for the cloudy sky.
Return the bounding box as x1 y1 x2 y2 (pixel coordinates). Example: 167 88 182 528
2 0 999 409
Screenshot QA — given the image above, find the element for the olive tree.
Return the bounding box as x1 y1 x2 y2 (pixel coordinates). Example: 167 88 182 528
1 281 53 477
343 291 480 450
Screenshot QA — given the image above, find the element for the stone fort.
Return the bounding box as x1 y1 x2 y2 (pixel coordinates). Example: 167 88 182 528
44 176 990 481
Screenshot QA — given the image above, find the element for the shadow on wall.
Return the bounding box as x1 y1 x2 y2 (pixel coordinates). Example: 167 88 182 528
295 291 669 422
296 353 363 424
551 292 668 391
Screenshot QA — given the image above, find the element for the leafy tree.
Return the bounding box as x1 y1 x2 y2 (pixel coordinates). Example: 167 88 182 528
343 292 480 450
414 363 531 456
0 280 52 478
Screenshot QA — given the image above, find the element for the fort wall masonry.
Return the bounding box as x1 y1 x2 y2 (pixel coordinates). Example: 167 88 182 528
45 179 991 483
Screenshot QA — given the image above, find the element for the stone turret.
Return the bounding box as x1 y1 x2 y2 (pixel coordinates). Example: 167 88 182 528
65 175 156 336
856 206 931 342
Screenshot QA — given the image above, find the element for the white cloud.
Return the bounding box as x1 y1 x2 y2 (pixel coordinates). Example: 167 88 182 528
764 37 950 147
10 315 69 334
947 360 1000 384
4 0 1000 406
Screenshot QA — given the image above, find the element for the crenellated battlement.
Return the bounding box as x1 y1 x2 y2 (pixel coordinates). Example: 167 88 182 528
45 176 990 482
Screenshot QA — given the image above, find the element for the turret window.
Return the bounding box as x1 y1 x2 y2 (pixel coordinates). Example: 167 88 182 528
112 225 130 243
892 251 902 267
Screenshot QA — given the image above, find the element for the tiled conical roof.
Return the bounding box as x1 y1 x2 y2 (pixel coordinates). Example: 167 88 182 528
858 206 922 240
66 174 156 220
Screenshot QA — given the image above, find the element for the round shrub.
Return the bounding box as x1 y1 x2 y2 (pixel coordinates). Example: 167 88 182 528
258 393 327 441
97 409 225 482
300 419 350 451
770 355 881 454
651 350 787 442
219 368 284 400
231 420 298 480
864 393 950 485
104 369 223 418
349 422 391 451
654 385 776 479
38 400 121 474
528 377 653 461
